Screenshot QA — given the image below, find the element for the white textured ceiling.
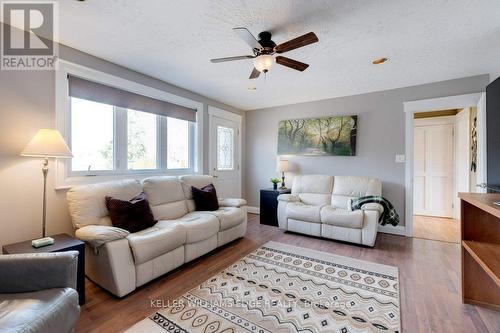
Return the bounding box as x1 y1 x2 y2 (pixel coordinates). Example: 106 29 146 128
57 0 500 110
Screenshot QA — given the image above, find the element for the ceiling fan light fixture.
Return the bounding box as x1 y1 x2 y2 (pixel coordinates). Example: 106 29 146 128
253 54 273 73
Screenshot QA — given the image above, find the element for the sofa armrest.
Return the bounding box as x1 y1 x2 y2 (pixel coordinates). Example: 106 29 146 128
218 198 247 208
75 225 129 248
361 203 384 215
0 251 78 293
277 194 300 202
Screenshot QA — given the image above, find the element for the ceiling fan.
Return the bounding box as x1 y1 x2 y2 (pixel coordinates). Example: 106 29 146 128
211 28 319 79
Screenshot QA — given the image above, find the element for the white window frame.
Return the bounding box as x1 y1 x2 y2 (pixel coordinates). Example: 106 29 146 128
55 59 203 189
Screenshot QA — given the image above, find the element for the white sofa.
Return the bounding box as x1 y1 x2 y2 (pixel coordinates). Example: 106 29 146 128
277 175 383 247
66 175 247 297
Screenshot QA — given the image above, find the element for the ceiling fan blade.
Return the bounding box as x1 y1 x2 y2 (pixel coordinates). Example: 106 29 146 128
274 32 319 54
211 55 255 63
249 67 260 79
276 56 309 71
233 27 262 51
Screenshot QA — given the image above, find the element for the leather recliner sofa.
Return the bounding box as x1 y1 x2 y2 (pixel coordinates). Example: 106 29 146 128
66 175 247 297
277 175 383 247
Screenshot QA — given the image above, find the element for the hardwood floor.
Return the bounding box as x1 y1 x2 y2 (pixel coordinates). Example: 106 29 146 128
76 214 500 333
413 214 460 243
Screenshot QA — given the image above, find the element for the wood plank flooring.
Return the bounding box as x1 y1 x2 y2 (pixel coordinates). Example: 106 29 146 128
413 214 460 243
76 214 500 333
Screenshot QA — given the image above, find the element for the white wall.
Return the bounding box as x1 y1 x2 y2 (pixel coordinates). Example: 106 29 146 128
0 31 244 250
244 75 489 226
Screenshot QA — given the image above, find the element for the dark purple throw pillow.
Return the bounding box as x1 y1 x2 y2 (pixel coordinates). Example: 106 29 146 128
192 183 219 211
105 192 157 233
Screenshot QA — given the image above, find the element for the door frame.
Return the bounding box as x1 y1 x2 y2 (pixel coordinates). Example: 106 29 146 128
208 106 243 198
404 93 483 237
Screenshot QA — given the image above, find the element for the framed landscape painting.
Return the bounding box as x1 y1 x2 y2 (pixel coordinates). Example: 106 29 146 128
277 115 357 156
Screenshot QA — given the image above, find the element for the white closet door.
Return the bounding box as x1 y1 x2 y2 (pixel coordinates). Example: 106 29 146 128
413 123 454 217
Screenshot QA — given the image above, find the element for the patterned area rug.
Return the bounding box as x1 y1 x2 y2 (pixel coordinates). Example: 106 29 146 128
126 241 400 333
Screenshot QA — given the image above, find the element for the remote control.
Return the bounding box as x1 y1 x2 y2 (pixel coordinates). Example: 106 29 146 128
32 237 55 248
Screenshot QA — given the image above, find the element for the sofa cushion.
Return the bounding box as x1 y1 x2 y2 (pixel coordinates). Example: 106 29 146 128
331 176 382 208
126 223 186 265
192 183 219 211
67 179 143 229
291 175 334 205
204 207 245 231
0 288 80 333
105 192 157 233
286 202 323 223
142 177 188 220
320 206 364 228
157 212 219 244
179 175 216 212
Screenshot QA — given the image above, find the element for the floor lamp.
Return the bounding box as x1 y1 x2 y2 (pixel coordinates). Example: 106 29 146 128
21 129 72 247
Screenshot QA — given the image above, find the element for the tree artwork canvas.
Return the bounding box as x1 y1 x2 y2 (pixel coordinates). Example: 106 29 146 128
277 115 357 156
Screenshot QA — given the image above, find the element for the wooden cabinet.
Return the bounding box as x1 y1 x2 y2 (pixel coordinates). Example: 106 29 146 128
459 193 500 311
260 188 291 227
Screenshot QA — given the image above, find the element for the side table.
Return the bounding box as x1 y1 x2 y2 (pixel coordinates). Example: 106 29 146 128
260 188 291 227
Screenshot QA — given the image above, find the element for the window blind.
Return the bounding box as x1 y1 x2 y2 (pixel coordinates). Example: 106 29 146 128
67 75 197 122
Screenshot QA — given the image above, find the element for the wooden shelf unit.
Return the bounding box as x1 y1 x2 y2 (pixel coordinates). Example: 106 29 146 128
459 193 500 311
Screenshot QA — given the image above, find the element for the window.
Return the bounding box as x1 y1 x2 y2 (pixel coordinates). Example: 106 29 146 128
217 125 234 171
167 117 190 169
56 63 203 188
127 109 157 170
68 98 195 176
71 98 114 172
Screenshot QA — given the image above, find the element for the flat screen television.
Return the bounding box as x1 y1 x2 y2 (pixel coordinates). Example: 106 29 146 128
486 76 500 192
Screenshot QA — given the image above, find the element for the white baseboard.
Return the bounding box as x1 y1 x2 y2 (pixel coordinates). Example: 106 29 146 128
246 206 260 214
378 224 406 236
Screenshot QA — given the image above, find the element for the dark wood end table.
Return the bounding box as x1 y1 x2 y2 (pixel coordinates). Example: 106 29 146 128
260 188 292 227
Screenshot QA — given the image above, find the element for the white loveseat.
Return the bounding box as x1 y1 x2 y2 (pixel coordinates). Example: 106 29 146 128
277 175 383 247
66 175 247 297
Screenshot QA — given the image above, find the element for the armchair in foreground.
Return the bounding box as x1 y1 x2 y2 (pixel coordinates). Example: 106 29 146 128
0 251 80 333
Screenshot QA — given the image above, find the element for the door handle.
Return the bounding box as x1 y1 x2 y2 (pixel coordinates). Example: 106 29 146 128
212 175 218 178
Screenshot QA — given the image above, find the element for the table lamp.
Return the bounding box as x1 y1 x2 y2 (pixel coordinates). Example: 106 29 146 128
21 129 72 247
276 159 289 189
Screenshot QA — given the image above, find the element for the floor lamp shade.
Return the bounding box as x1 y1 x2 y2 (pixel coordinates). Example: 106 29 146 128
21 129 72 240
21 129 73 158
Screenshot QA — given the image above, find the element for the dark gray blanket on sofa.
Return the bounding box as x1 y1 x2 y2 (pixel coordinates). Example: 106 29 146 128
350 196 400 226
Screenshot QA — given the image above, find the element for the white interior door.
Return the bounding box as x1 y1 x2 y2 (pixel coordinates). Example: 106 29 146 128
208 107 241 199
413 120 454 218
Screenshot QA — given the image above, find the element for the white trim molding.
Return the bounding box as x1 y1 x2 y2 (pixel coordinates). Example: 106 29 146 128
403 92 483 237
245 206 260 214
54 59 204 189
378 225 406 236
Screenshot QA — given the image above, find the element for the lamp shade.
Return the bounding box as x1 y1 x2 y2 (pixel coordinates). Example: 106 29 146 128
276 159 289 173
21 129 72 158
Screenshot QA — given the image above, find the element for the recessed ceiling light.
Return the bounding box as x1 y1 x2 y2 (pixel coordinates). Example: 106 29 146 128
372 57 389 65
247 86 257 91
